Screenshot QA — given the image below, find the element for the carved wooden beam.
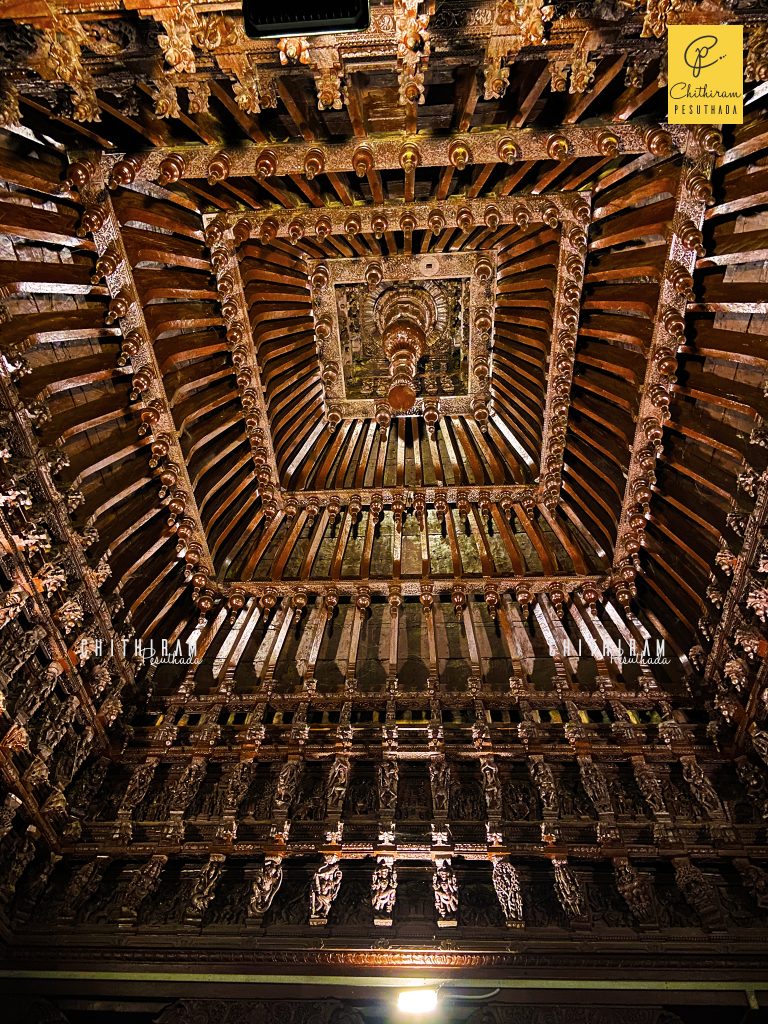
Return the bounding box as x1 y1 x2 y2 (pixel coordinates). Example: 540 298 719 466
216 574 607 601
207 230 283 517
705 477 768 737
612 136 715 576
78 177 216 585
95 124 689 185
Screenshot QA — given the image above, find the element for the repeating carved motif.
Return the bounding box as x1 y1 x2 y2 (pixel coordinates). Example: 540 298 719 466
491 857 524 927
371 856 397 924
247 857 283 920
613 858 658 926
433 856 459 923
310 856 343 924
552 859 588 921
186 855 226 922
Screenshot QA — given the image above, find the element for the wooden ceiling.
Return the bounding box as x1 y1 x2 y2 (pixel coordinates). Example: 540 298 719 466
0 0 767 992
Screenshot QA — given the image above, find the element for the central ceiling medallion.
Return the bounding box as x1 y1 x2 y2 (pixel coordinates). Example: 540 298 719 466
310 252 497 433
378 285 436 412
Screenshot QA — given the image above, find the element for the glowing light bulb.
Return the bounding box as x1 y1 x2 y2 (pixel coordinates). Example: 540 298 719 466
397 988 439 1015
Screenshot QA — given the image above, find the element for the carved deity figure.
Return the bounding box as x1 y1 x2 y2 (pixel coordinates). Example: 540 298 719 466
378 760 398 816
680 757 723 818
480 758 502 816
59 857 106 920
552 858 587 919
248 857 283 918
735 859 768 910
432 857 458 919
273 760 302 814
222 761 253 814
0 826 37 902
371 856 397 920
429 758 450 815
529 758 559 815
16 661 60 721
0 625 48 681
310 855 343 921
325 758 350 814
633 760 668 816
118 759 158 816
121 856 166 919
491 858 524 926
188 855 225 917
578 758 613 815
736 760 768 820
170 759 206 813
674 859 722 929
38 697 76 754
613 858 656 924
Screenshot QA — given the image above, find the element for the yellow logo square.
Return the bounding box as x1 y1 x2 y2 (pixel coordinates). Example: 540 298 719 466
668 24 743 124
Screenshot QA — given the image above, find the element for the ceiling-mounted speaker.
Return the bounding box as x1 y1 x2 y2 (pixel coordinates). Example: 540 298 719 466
242 0 370 38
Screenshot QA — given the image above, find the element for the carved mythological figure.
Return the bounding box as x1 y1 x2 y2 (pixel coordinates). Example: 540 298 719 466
310 855 343 922
432 857 458 920
371 856 398 922
491 858 524 926
247 857 283 918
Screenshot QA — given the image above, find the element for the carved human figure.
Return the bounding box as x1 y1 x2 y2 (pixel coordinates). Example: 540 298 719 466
673 859 722 929
0 826 37 902
734 859 768 910
0 586 28 629
222 761 253 814
480 758 502 816
170 759 206 813
429 758 450 815
371 856 397 920
529 758 559 816
59 858 106 919
38 697 76 754
273 760 302 814
121 856 167 920
633 760 668 816
16 661 60 720
552 858 587 919
248 857 283 918
188 855 225 918
578 758 613 815
0 625 48 681
613 858 656 924
491 858 524 926
118 759 158 816
378 760 398 816
325 758 350 814
432 857 458 919
680 757 724 817
310 855 343 921
736 760 768 820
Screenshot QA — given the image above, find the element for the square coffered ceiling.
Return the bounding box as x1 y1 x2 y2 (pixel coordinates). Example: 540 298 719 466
208 193 589 508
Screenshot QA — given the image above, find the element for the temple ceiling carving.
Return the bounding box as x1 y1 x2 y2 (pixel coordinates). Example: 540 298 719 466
0 0 766 1003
